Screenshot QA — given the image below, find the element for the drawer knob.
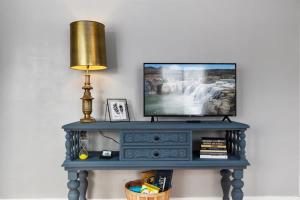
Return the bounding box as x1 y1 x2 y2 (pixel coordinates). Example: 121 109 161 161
153 136 160 141
152 151 160 158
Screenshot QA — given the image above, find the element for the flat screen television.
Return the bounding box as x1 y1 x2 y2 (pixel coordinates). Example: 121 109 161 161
144 63 236 117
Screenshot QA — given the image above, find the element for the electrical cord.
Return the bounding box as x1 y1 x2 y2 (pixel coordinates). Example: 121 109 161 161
99 132 120 144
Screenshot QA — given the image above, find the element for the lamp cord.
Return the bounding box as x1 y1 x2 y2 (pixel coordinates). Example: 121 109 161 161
99 132 120 144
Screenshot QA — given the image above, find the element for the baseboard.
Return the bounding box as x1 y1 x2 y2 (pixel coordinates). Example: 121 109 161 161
88 197 299 200
1 197 299 200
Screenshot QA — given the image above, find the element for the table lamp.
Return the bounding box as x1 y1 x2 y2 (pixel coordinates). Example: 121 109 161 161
70 20 107 123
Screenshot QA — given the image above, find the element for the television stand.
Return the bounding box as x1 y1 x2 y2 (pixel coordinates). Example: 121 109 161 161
151 116 155 122
150 116 158 123
62 121 250 200
222 116 232 123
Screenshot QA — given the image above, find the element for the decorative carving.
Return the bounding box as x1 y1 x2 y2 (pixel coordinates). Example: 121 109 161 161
231 169 244 200
79 171 88 200
233 131 238 156
123 132 188 144
123 148 188 160
65 131 72 161
228 131 233 154
239 130 246 160
72 133 76 159
75 132 80 159
220 169 231 200
69 132 74 160
68 171 80 200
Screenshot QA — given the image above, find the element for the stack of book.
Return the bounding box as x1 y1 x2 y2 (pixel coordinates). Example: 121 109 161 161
200 137 228 159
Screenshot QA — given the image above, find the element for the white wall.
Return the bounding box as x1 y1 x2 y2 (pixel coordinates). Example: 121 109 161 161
0 0 299 198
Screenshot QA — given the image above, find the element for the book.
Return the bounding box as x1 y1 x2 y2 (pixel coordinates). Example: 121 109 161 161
200 150 227 155
199 152 228 155
201 137 226 140
200 145 227 149
201 142 226 146
155 170 173 191
140 170 173 192
201 140 226 144
200 137 228 159
200 154 228 159
201 141 226 144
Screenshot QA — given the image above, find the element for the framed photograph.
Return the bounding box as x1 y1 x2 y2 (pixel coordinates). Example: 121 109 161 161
107 99 130 122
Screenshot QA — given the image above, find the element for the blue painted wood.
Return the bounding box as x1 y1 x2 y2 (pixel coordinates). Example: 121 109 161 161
62 152 249 170
78 170 88 200
231 169 244 200
121 146 190 161
62 121 249 131
220 169 231 200
122 131 190 146
65 131 72 161
62 121 250 169
239 130 246 160
62 120 249 200
67 170 80 200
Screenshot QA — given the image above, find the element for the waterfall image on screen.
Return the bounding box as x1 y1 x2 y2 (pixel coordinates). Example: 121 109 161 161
144 63 236 116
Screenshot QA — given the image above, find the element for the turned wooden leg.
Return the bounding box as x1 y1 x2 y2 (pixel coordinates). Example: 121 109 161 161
79 170 88 200
68 170 80 200
220 169 231 200
231 169 244 200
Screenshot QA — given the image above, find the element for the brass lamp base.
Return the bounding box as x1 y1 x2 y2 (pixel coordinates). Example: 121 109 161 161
80 72 96 123
80 117 96 123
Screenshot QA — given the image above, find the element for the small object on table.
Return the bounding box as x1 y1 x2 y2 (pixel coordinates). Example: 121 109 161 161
79 133 89 160
79 153 88 160
99 150 112 159
106 99 130 122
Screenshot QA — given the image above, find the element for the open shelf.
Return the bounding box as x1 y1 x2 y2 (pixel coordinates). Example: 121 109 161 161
62 151 249 170
75 151 120 161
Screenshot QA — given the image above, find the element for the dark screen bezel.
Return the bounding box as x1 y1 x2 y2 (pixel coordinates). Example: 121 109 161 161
143 63 237 117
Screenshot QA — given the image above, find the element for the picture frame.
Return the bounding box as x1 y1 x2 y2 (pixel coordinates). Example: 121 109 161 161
106 98 130 122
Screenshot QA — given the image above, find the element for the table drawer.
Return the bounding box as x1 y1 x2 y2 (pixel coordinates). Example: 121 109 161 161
121 147 190 161
122 131 190 145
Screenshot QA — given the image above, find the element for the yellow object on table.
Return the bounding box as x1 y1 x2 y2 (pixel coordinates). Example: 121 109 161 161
79 153 88 160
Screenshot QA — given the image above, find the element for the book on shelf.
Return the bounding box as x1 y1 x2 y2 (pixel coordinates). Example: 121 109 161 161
200 146 227 150
200 149 227 153
200 154 228 159
201 142 226 145
201 141 226 145
199 152 228 155
201 137 227 142
200 137 228 159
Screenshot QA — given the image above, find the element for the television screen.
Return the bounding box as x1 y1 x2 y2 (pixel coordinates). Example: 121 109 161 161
144 63 236 116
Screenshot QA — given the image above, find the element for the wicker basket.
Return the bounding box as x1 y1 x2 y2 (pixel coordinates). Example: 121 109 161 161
125 180 171 200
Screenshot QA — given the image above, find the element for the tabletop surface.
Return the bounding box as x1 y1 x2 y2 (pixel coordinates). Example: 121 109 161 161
62 121 249 131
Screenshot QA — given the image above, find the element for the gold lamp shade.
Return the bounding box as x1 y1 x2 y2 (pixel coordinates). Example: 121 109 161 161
70 20 107 70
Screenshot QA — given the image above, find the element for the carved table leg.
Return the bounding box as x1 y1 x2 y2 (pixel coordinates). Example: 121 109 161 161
220 169 231 200
231 169 244 200
79 170 88 200
68 170 80 200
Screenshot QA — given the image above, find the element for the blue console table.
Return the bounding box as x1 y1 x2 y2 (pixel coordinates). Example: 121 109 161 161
62 121 249 200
